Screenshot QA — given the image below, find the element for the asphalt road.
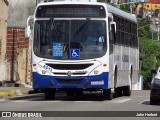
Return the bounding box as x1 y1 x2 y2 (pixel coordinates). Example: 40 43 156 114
0 90 159 120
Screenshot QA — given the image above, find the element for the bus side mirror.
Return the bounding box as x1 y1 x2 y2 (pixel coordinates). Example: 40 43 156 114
110 22 116 33
25 26 31 38
110 22 116 43
25 15 33 38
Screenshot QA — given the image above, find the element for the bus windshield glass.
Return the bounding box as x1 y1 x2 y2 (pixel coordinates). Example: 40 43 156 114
33 20 107 60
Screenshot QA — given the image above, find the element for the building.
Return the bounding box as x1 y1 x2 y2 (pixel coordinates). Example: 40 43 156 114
144 0 160 12
137 0 160 18
0 0 9 83
3 0 36 86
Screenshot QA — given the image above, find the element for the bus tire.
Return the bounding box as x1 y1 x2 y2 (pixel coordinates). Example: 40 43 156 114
45 88 55 100
115 87 122 97
103 89 113 100
34 88 39 93
123 86 131 96
114 68 122 97
123 69 132 96
150 97 158 105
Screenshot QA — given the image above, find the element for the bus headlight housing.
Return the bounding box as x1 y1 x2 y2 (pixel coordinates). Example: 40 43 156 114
33 64 50 75
89 65 105 76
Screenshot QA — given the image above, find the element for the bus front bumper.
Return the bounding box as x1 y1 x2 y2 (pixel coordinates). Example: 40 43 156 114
33 72 109 89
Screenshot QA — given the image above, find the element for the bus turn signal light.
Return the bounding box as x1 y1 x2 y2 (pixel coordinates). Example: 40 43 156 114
103 64 107 67
33 64 36 66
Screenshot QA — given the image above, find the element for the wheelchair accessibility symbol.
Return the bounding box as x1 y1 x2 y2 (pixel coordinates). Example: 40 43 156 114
70 49 80 59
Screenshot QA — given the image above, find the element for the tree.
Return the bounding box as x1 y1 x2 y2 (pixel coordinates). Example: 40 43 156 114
139 37 160 89
138 19 152 38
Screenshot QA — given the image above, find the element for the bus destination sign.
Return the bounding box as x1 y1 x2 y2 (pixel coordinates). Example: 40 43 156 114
36 5 106 18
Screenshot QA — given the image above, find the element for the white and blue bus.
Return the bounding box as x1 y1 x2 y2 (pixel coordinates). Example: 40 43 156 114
27 0 139 100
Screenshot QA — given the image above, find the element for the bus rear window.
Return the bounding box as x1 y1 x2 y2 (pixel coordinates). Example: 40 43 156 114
36 5 106 18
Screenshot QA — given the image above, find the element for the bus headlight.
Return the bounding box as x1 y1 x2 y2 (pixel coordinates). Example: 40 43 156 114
89 65 104 76
33 64 50 75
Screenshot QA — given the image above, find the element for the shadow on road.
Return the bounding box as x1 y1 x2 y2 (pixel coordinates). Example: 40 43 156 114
8 92 125 102
141 100 160 106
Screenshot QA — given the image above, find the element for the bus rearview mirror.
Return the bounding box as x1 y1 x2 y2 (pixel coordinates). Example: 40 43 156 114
110 22 116 33
25 26 31 38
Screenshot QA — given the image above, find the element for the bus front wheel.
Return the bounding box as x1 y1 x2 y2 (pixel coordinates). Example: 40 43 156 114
45 88 56 100
103 89 113 100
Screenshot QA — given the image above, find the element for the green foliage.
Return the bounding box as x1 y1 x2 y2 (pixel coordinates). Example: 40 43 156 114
138 19 160 85
120 4 130 13
138 19 152 38
139 37 160 82
97 0 106 2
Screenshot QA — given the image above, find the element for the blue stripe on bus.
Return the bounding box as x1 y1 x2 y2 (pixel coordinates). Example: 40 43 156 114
32 72 109 89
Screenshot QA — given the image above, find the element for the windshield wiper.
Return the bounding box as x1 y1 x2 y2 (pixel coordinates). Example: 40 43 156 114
50 18 60 41
50 18 68 41
75 18 90 35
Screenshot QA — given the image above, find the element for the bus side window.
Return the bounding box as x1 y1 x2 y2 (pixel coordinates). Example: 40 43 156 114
125 33 128 46
128 34 132 47
121 32 124 46
128 22 131 33
116 31 120 44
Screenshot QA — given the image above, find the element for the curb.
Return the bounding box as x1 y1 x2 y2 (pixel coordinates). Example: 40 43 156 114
0 90 23 98
0 91 15 97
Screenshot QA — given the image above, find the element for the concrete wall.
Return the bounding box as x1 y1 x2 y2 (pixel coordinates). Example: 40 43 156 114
8 0 36 27
5 0 35 84
0 0 9 81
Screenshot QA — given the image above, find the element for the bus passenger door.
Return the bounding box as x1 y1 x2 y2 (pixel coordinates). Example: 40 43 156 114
109 17 113 55
108 16 116 88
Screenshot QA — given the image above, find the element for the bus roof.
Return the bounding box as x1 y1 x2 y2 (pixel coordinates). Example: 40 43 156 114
106 4 137 23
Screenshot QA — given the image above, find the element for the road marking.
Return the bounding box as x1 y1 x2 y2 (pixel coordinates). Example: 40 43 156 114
0 99 5 102
109 98 131 103
49 101 60 102
11 100 61 102
139 100 149 104
136 96 149 97
12 100 27 103
74 101 92 103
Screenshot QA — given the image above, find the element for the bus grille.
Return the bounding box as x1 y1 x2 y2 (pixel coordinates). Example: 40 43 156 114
57 79 82 84
53 72 86 75
46 63 93 70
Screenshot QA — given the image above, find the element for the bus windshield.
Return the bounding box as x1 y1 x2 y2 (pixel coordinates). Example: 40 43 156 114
33 20 107 60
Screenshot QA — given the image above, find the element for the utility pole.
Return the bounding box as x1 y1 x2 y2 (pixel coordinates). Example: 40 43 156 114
11 29 16 82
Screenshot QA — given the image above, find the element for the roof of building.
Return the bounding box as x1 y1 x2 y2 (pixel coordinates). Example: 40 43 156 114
148 0 160 4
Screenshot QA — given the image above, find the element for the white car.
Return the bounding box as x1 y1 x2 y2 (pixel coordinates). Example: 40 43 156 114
150 67 160 105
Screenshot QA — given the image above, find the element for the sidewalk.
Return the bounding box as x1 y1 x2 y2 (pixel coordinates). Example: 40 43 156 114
0 87 34 98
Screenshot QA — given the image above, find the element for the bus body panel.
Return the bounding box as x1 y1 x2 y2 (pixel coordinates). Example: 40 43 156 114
33 72 109 89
